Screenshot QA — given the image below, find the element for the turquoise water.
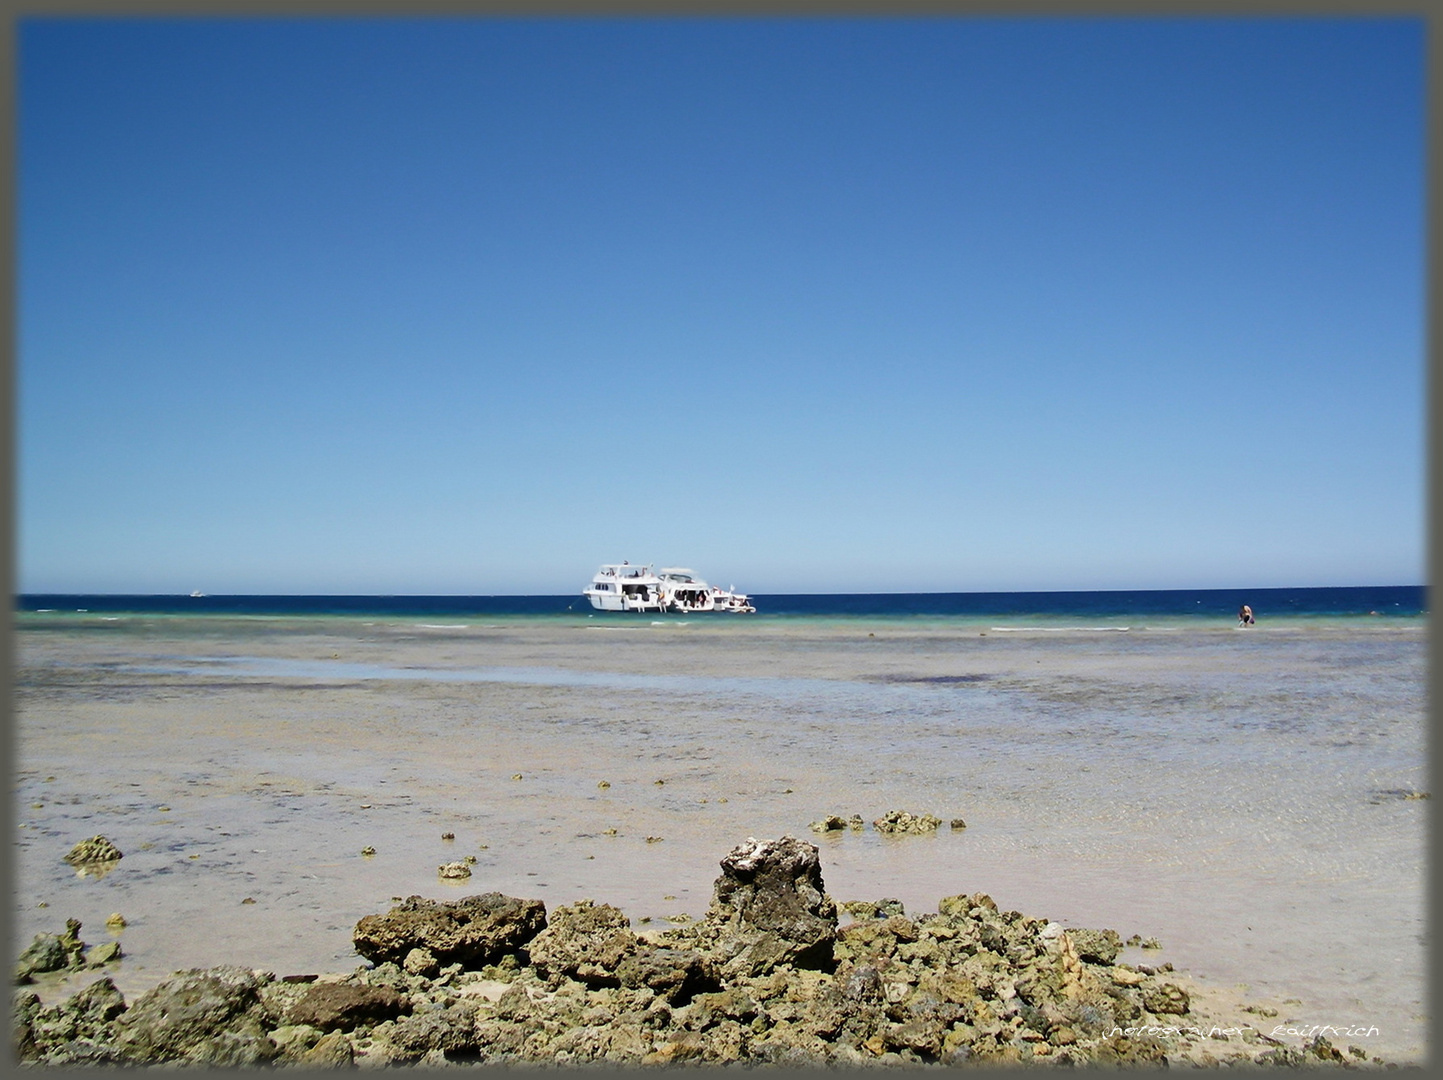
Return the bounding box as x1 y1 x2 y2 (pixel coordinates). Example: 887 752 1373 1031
15 583 1427 621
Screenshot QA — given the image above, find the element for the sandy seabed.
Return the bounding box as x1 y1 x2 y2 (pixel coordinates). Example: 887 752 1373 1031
12 612 1428 1063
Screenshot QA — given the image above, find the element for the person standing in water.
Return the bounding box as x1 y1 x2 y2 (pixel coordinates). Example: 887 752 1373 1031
1238 604 1255 626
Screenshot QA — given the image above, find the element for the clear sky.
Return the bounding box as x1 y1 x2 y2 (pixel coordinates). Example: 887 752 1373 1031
18 16 1425 595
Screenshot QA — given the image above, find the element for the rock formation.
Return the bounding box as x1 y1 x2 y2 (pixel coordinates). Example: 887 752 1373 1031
62 836 123 866
352 892 547 969
873 809 942 834
11 838 1392 1068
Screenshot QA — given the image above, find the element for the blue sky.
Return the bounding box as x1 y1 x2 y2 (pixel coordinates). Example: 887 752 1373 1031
19 16 1425 594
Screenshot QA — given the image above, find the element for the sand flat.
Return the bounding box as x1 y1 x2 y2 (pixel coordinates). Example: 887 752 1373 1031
14 613 1426 1061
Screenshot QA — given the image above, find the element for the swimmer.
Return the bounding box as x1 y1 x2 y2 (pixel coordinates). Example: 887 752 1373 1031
1238 604 1255 626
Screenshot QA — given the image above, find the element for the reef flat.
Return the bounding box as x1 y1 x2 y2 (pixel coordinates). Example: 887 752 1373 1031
14 837 1397 1068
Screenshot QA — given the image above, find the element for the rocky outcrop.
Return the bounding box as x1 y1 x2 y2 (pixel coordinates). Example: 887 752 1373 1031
352 892 547 968
63 836 123 866
14 935 70 982
11 840 1399 1068
112 966 278 1065
616 946 716 1004
283 981 409 1031
1067 926 1122 965
528 901 640 986
11 975 128 1064
873 809 941 834
14 920 119 983
842 898 907 919
386 1002 481 1061
702 835 838 977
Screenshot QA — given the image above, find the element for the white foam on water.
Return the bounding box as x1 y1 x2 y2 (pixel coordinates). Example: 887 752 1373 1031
989 626 1130 632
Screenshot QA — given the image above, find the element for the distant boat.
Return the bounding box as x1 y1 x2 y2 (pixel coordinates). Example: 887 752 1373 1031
710 584 756 614
189 590 206 598
658 568 716 612
583 563 666 612
658 569 756 613
583 563 754 613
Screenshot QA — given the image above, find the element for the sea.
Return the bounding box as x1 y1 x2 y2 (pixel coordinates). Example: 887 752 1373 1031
14 584 1428 621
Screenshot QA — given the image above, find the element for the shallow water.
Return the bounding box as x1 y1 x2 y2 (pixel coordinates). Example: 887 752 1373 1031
13 613 1427 1061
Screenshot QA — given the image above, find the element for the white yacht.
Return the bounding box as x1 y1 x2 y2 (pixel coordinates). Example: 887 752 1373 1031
583 563 666 612
710 586 756 614
656 570 757 614
657 568 715 612
583 564 755 613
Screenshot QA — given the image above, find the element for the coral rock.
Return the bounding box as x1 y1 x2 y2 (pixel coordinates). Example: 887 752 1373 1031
112 966 276 1064
353 892 547 968
284 982 409 1031
1067 927 1122 965
872 810 941 834
707 835 837 976
528 900 639 986
64 836 123 865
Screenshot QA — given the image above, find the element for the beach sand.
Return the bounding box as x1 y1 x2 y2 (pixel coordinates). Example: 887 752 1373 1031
13 613 1427 1062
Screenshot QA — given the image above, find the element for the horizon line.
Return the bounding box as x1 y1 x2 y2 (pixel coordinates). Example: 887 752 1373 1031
16 583 1427 599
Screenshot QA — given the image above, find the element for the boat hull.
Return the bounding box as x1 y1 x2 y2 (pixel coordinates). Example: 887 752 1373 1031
585 592 664 612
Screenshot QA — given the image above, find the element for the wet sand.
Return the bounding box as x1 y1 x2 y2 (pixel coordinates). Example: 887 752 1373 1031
13 613 1427 1062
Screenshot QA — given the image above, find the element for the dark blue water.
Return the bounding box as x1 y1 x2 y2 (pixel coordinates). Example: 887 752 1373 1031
15 585 1426 619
